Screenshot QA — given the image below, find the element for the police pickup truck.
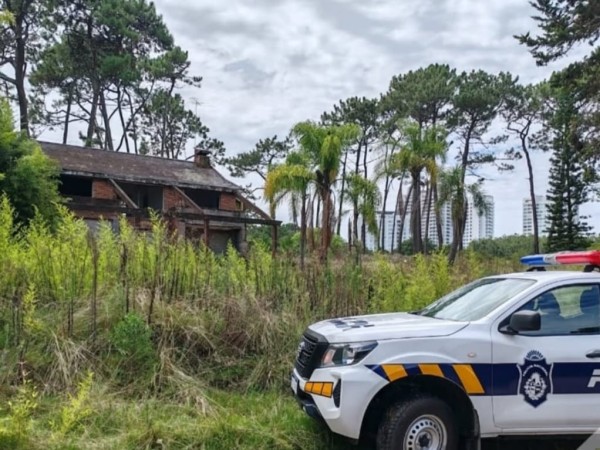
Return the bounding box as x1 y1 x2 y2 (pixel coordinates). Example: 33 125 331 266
291 251 600 450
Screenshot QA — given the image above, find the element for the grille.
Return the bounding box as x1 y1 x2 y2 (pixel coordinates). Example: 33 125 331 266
294 333 325 378
333 381 341 407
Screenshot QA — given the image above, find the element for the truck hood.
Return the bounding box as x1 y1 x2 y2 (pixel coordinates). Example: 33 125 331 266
308 312 468 343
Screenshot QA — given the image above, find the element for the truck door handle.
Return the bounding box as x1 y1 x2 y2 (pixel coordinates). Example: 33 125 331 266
586 350 600 359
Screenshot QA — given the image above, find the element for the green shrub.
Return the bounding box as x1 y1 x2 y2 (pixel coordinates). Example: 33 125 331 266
110 313 156 384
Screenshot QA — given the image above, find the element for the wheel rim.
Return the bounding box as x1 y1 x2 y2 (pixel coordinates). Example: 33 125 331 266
403 414 447 450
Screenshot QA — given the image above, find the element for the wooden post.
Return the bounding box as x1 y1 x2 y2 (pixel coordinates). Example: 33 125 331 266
203 219 210 248
271 224 278 257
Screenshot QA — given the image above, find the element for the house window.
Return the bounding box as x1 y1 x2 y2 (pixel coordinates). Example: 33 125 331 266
59 175 93 197
119 182 163 210
183 188 220 209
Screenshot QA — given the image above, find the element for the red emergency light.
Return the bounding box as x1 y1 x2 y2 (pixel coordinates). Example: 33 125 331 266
521 251 600 268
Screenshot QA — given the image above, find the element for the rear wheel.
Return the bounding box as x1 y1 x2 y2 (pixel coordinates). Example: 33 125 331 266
376 395 458 450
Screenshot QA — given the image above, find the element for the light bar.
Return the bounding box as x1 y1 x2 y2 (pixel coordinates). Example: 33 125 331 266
521 251 600 267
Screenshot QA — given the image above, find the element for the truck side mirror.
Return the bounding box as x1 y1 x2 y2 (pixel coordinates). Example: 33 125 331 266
501 311 541 334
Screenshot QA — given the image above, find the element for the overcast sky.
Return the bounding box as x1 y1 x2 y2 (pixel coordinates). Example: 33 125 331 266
94 0 600 235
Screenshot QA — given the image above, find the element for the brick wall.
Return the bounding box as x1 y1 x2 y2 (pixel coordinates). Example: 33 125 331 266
219 193 239 211
92 179 117 200
163 187 184 211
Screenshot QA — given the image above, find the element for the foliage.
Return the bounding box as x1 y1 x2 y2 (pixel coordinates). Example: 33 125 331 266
27 0 220 157
0 0 51 134
389 121 447 254
517 0 600 178
139 89 224 159
264 152 314 265
438 166 491 263
0 380 38 448
321 96 381 240
0 198 531 448
247 223 299 251
225 135 291 181
384 64 457 127
501 83 548 253
51 371 94 438
398 238 437 256
110 314 156 383
469 235 546 260
544 89 591 251
0 99 60 226
344 173 381 258
292 121 360 259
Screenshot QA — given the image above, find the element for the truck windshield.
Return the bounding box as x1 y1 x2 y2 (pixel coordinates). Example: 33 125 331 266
418 278 535 321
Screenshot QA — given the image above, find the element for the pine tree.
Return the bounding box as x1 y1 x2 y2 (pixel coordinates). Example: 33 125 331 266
545 91 590 252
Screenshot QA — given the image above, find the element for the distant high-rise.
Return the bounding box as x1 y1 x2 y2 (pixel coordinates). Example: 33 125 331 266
463 195 495 246
358 191 494 251
523 196 549 236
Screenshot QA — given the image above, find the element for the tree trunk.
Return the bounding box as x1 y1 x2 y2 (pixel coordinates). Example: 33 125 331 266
86 87 100 146
316 195 321 229
423 182 433 254
337 150 348 236
410 170 423 254
62 87 72 144
300 193 307 270
398 184 413 253
391 175 405 254
453 125 474 257
360 140 368 252
100 91 114 151
348 219 352 252
14 13 29 135
116 88 131 153
448 214 461 264
353 209 360 265
320 189 331 261
433 183 443 248
523 139 540 254
309 195 316 252
354 142 362 174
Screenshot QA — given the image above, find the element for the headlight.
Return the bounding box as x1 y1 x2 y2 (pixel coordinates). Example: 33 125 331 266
320 341 378 367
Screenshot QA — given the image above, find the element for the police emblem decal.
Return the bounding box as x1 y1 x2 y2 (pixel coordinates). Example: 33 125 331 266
517 350 553 408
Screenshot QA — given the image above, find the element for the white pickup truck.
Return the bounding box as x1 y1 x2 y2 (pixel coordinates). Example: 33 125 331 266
291 251 600 450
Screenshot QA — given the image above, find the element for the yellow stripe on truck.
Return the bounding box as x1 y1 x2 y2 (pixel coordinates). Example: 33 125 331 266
382 364 408 382
453 364 485 394
418 364 444 377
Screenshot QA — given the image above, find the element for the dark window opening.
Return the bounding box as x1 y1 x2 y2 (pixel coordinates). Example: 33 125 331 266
119 182 163 210
183 188 220 209
59 175 93 197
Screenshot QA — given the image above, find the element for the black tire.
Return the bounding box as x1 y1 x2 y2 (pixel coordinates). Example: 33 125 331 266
376 395 458 450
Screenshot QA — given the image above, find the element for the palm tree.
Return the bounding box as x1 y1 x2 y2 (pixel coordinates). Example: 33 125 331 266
438 166 490 264
292 121 360 260
389 122 447 254
344 173 381 262
264 152 314 269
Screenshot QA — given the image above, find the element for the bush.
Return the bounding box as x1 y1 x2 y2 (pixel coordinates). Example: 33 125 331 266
110 313 156 384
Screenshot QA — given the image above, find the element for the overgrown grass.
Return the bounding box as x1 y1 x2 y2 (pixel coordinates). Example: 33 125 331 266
0 387 345 450
0 196 523 448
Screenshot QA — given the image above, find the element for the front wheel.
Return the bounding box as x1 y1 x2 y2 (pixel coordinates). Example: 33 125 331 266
376 395 458 450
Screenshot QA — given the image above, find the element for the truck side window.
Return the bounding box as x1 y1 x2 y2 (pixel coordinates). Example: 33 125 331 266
516 284 600 336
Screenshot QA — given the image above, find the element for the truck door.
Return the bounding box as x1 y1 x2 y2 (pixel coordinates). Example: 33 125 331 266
491 283 600 431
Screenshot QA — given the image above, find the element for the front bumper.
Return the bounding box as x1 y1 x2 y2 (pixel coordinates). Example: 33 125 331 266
291 366 387 440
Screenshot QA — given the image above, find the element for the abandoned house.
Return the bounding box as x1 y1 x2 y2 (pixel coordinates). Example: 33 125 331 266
40 141 280 253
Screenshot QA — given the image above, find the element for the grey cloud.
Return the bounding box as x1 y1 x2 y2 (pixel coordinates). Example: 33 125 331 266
223 59 276 88
307 0 407 55
139 0 595 232
161 2 268 41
